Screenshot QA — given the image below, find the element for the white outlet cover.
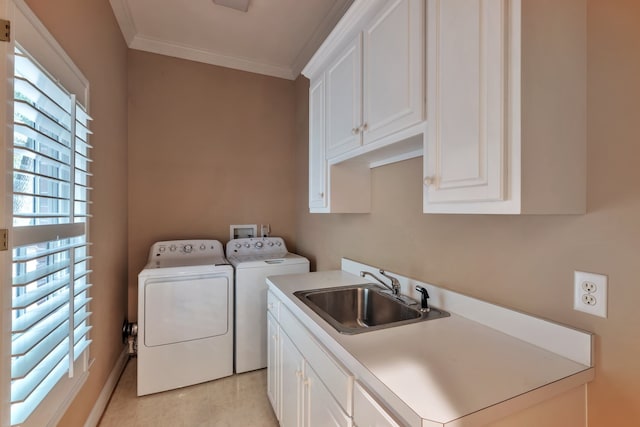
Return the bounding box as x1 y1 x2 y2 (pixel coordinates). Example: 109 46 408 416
574 271 608 318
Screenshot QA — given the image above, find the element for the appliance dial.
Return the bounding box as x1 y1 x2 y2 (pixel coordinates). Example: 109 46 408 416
200 244 206 250
184 244 193 253
255 241 263 249
235 243 241 249
244 243 251 248
267 242 274 247
276 241 282 246
169 245 177 252
159 246 166 252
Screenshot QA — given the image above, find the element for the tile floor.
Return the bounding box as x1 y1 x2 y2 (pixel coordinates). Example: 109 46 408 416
98 359 278 427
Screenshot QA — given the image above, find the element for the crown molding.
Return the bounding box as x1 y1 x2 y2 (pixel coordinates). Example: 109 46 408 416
130 35 296 80
290 0 355 78
302 0 386 79
109 0 136 45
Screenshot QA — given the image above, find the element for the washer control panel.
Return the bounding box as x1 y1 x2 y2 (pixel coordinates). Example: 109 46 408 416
149 239 225 260
226 237 287 257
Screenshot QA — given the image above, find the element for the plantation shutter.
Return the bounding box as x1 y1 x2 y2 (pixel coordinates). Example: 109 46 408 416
10 44 92 426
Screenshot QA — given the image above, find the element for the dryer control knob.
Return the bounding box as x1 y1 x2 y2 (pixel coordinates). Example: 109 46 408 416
235 243 241 249
276 241 282 246
184 244 193 253
267 241 274 246
169 245 177 252
255 241 263 249
200 244 206 250
244 243 251 248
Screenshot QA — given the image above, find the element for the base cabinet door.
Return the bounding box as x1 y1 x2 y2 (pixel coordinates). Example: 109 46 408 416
305 364 352 427
353 382 402 427
281 331 304 427
267 313 280 420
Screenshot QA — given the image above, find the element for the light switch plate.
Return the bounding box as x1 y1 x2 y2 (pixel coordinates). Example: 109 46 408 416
574 271 608 318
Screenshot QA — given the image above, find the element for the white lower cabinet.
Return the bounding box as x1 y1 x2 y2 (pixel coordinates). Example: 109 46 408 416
268 292 353 426
353 382 401 427
267 312 281 420
280 331 351 427
280 331 304 427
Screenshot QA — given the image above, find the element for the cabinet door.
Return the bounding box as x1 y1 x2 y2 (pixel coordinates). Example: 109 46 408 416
353 382 401 427
309 77 327 210
425 0 507 205
363 0 424 144
280 331 304 427
326 35 363 158
305 364 352 427
267 313 280 420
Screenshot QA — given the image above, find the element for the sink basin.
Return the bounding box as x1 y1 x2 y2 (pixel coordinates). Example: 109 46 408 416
294 284 450 334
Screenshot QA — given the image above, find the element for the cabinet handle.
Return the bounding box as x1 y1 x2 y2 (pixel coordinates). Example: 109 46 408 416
319 192 324 198
423 176 435 186
361 122 368 131
295 370 302 378
351 127 360 135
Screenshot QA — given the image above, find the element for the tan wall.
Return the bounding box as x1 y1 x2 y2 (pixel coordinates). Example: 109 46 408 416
294 1 640 425
127 51 297 320
22 0 129 426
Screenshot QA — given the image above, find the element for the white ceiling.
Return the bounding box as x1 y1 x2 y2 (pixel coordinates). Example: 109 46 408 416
109 0 353 80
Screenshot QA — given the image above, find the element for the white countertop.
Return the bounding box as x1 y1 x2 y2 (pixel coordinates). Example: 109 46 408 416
267 269 594 426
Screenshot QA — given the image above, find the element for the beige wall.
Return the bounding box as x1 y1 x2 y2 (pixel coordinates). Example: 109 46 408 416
294 1 640 425
127 51 297 319
22 0 129 426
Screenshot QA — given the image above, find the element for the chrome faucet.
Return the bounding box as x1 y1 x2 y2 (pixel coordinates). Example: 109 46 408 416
360 269 401 296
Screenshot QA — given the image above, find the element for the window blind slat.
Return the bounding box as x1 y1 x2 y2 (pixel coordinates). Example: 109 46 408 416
14 54 72 112
11 296 69 333
15 77 71 127
12 276 69 309
11 339 70 403
14 100 71 141
12 310 90 357
13 240 85 262
14 123 71 157
12 259 68 287
11 320 69 379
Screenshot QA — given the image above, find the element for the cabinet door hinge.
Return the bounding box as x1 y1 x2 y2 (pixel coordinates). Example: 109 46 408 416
0 19 10 42
1 229 7 251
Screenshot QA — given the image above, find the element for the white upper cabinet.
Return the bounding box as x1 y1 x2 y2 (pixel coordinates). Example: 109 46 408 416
303 0 425 213
324 0 425 160
309 77 327 210
424 0 586 214
326 35 363 158
363 0 424 145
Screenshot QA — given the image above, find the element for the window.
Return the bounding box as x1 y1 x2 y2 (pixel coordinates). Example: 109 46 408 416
5 2 93 426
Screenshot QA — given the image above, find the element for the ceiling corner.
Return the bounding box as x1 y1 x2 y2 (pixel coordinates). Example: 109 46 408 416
109 0 137 45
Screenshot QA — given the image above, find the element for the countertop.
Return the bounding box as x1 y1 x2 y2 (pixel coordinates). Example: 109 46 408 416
267 269 594 427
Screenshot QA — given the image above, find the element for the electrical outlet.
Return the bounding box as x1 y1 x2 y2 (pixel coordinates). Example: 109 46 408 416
574 271 608 318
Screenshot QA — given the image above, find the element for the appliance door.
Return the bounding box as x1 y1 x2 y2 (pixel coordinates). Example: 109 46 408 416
235 261 309 373
144 273 229 347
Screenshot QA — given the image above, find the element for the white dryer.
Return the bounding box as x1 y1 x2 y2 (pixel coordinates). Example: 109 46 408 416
227 237 309 373
137 240 233 396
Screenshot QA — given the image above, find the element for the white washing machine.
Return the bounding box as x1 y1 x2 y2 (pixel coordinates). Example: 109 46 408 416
226 237 309 373
137 240 233 396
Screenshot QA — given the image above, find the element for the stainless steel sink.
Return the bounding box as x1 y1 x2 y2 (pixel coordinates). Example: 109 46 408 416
294 284 450 334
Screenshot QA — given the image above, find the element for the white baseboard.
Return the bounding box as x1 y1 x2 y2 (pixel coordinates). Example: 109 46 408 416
84 346 129 427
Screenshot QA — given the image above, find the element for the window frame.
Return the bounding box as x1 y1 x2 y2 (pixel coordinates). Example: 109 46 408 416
1 1 93 426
